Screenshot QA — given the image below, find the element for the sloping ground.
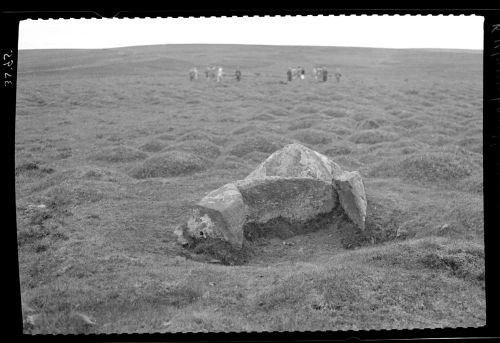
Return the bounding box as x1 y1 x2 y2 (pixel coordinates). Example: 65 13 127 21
15 45 484 333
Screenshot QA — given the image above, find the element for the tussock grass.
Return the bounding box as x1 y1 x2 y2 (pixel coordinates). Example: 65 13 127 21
15 161 55 177
415 133 454 146
290 129 333 146
241 151 271 165
155 133 176 141
139 139 167 152
357 119 381 130
295 104 320 114
443 196 484 236
129 151 209 179
90 145 148 163
457 137 482 154
228 135 290 158
391 193 483 239
368 238 484 283
28 166 128 194
23 280 203 334
353 113 369 122
36 179 123 209
394 118 424 129
369 152 478 186
232 125 259 136
288 119 316 131
177 130 228 146
251 113 275 121
322 109 348 118
322 144 353 156
458 173 483 194
268 108 289 117
349 130 399 144
329 127 352 136
164 139 221 160
213 155 248 170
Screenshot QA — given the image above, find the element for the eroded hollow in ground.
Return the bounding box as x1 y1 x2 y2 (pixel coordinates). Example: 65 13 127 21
178 210 381 266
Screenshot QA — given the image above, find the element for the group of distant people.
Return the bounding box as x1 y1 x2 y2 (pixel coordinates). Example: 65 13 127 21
189 66 241 83
188 65 342 83
287 66 342 83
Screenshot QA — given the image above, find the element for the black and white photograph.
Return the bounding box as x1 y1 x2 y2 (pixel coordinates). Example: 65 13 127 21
14 15 485 334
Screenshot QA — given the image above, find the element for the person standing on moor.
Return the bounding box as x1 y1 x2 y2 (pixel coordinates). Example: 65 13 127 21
334 68 342 83
216 67 223 82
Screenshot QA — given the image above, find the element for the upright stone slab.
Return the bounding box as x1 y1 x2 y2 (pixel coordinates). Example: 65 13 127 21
185 183 248 248
333 171 367 231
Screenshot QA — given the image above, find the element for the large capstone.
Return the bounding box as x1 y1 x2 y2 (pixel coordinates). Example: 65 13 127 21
246 143 344 181
174 143 368 249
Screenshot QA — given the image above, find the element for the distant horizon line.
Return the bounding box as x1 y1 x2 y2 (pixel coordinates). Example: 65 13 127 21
18 43 483 52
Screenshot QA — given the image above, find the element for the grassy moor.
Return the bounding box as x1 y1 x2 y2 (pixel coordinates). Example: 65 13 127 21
15 44 484 333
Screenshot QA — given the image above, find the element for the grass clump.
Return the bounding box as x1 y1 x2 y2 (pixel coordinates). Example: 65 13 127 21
457 137 482 154
155 133 175 141
268 108 289 117
369 152 477 185
394 118 423 129
458 173 483 194
232 125 259 136
254 271 359 314
129 151 208 179
251 113 275 121
241 151 271 166
357 119 381 130
90 145 148 163
177 130 227 146
69 166 128 182
322 144 353 156
322 109 348 118
41 180 119 207
368 238 484 282
295 104 320 114
288 119 315 131
291 129 333 146
139 139 167 152
349 130 399 145
213 155 248 170
228 135 289 158
29 166 128 194
164 139 221 160
15 161 55 177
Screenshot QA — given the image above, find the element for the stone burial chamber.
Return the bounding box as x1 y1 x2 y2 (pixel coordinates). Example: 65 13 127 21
174 143 367 249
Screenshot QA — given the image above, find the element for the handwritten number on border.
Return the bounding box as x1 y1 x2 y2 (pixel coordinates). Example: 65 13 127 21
3 49 14 87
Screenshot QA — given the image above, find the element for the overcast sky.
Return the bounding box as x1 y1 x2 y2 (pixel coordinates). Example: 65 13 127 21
18 15 484 50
